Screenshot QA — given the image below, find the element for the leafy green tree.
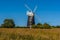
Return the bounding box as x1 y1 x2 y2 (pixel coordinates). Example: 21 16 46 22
43 23 51 29
1 19 15 28
36 23 42 28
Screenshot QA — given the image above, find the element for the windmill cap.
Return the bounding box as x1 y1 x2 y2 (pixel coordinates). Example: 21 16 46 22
26 11 34 16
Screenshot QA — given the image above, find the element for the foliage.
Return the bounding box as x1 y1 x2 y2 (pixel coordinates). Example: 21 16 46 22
0 18 60 28
32 24 36 28
36 23 43 28
42 23 52 29
1 19 15 28
31 23 52 29
56 26 60 28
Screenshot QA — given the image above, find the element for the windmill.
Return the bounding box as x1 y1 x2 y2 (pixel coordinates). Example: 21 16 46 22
25 4 37 29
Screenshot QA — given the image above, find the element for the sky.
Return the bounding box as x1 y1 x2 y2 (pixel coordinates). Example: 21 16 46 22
0 0 60 26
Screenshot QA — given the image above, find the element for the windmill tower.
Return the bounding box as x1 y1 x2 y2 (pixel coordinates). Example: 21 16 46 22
25 4 37 29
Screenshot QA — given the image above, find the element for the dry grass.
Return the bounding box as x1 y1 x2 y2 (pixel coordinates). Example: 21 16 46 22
0 28 60 40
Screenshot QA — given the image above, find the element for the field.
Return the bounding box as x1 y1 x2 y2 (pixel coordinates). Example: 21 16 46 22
0 28 60 40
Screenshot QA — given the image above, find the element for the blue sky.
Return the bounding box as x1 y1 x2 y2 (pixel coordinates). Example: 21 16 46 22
0 0 60 26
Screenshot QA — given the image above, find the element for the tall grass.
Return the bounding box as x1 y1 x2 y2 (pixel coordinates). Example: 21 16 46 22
0 32 34 40
0 28 60 40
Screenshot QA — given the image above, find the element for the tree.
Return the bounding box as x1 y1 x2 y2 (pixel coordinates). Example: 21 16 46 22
43 23 51 29
36 23 42 28
1 19 15 28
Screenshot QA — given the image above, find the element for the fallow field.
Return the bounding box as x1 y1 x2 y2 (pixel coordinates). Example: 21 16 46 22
0 28 60 40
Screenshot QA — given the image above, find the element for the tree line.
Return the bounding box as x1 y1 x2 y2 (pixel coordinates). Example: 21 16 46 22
0 19 60 29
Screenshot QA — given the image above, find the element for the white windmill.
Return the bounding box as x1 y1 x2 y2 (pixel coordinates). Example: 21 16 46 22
25 4 38 29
